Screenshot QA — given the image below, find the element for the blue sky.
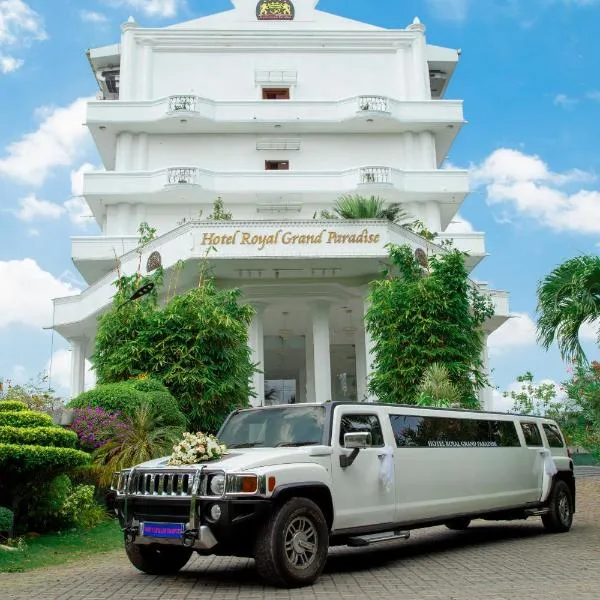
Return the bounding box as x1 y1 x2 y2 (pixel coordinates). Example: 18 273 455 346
0 0 599 406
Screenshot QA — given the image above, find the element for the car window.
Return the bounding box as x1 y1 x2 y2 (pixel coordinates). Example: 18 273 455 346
339 414 384 447
520 422 543 447
543 423 565 448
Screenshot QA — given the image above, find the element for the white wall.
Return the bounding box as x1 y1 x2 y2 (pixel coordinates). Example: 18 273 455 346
142 132 436 172
149 51 407 101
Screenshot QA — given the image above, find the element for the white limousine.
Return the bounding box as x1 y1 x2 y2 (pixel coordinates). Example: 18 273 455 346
109 402 575 588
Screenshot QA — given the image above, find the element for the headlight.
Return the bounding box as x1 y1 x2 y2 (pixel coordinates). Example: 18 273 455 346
226 474 258 494
210 474 226 495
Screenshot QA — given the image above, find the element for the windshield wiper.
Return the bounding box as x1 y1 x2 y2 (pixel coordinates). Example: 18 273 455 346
275 442 319 447
227 442 261 449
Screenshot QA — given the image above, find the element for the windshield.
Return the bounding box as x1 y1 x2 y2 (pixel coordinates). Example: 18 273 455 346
219 406 326 449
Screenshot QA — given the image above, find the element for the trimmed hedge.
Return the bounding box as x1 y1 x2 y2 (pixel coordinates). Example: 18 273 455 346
0 411 53 428
0 506 13 533
0 426 78 448
0 400 27 412
68 379 187 429
0 444 90 473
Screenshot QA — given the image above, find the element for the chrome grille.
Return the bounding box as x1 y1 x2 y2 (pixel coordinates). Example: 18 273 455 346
128 471 199 497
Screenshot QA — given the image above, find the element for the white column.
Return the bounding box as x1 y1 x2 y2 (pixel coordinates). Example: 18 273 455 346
116 132 134 171
310 301 332 404
70 337 87 399
479 333 494 411
363 295 376 402
119 20 138 101
140 42 153 100
305 328 315 403
136 132 149 170
248 303 267 407
355 325 367 402
408 19 430 99
424 201 442 233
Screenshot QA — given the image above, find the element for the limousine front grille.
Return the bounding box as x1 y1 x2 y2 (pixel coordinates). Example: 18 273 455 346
125 471 202 497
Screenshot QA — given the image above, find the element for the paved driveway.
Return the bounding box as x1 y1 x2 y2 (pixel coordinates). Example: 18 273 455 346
2 478 599 600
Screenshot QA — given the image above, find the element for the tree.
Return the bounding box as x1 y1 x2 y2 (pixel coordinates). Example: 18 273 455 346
91 224 257 432
365 244 494 407
536 255 600 364
331 194 411 224
415 363 462 407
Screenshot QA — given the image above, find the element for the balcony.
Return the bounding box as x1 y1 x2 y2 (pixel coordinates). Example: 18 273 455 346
86 94 464 169
83 165 468 228
434 231 487 271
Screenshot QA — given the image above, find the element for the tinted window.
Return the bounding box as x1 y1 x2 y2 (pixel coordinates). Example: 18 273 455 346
543 423 565 448
520 422 543 446
389 415 520 448
339 414 384 447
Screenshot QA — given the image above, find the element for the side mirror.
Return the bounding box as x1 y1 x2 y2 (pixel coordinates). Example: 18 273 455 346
344 431 372 449
340 432 371 468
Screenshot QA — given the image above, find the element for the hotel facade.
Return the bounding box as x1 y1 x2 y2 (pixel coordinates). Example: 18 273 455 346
52 0 510 409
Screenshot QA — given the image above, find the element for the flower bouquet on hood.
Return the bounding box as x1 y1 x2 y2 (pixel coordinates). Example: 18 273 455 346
168 431 228 466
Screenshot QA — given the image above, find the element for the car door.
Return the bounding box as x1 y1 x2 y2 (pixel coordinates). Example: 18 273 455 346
518 421 546 502
329 406 396 531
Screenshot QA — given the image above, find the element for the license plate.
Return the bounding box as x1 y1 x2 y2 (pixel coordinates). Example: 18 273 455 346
142 522 185 539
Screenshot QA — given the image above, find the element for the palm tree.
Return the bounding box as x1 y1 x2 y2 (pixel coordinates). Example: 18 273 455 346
93 402 184 486
333 194 411 224
415 363 462 408
536 255 600 364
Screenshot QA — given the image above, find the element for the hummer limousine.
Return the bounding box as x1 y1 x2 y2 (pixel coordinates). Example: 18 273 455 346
110 402 575 588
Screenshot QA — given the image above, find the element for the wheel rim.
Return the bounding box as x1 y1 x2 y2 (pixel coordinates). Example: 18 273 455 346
558 491 571 524
284 516 318 569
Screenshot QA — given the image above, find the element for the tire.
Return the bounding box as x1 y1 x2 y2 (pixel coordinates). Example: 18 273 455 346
125 541 193 575
542 479 573 533
445 518 471 531
254 497 329 588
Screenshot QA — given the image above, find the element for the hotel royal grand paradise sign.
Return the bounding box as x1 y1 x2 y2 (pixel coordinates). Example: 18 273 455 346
256 0 295 20
198 227 382 252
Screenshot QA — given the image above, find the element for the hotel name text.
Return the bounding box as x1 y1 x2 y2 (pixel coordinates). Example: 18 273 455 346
199 228 381 251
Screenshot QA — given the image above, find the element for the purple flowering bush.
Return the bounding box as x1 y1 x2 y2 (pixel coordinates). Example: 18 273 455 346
68 407 129 451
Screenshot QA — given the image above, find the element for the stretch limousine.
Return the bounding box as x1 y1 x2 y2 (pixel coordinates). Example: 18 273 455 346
110 402 575 588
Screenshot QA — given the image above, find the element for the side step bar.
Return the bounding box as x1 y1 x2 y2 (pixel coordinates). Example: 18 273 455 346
347 530 410 547
525 507 550 517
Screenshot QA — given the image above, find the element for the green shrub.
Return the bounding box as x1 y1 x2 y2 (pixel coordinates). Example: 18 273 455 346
0 444 90 474
0 506 13 535
60 484 107 529
0 411 53 428
68 379 186 429
0 401 27 412
0 426 77 448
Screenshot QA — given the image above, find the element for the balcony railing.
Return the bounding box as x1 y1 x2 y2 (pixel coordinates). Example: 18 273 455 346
358 95 390 112
168 95 199 112
167 167 198 184
359 167 391 184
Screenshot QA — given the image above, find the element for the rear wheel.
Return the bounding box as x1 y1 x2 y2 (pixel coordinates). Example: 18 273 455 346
125 541 193 575
542 480 573 533
254 497 329 588
445 518 471 531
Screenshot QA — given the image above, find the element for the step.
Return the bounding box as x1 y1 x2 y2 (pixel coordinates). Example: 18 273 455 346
525 507 550 517
347 530 410 547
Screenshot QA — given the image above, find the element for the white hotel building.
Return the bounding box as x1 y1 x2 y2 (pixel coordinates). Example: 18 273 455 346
52 0 509 409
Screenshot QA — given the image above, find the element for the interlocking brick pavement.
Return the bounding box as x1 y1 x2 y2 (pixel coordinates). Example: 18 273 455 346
2 477 599 600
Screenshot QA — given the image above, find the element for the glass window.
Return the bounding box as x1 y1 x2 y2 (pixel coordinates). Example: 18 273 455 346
218 406 325 448
339 414 384 447
389 415 521 448
543 423 565 448
520 422 543 446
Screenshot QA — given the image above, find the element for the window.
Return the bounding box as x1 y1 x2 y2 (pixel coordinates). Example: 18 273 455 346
543 423 565 448
262 88 290 100
520 422 543 447
388 415 521 448
265 160 289 170
339 414 384 448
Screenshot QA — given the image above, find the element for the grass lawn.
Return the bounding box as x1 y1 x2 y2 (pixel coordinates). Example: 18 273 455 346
0 519 123 573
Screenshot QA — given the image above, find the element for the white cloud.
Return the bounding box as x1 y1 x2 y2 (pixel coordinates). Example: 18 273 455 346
0 259 80 329
586 91 600 102
14 193 65 221
0 55 22 73
46 349 96 395
425 0 469 21
471 148 600 234
493 377 564 413
111 0 185 18
80 10 108 23
65 162 98 225
553 93 578 109
0 0 46 45
0 97 93 186
579 320 599 342
445 215 475 233
488 312 538 355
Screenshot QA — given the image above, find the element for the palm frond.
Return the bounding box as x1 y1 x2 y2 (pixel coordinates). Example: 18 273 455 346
333 194 411 224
